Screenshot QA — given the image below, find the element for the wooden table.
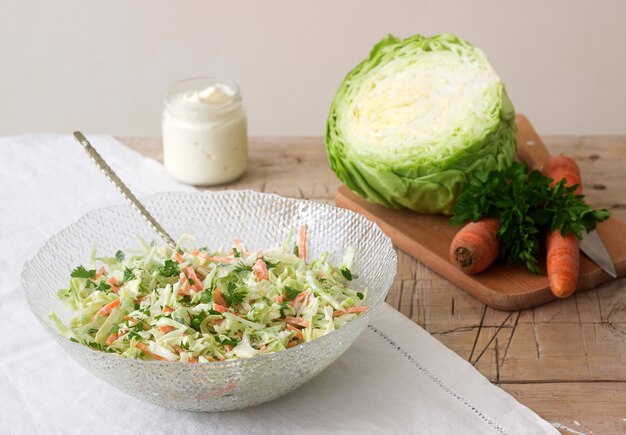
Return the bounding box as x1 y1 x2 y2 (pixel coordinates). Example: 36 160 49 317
123 135 626 434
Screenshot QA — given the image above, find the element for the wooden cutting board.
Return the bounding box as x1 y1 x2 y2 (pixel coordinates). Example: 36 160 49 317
335 114 626 311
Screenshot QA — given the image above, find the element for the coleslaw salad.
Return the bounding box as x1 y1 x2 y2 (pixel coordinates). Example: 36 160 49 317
50 225 368 363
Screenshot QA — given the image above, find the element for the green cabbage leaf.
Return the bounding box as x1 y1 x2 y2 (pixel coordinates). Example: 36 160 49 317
326 33 517 214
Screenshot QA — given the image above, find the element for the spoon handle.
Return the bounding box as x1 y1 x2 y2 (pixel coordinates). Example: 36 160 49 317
73 131 178 250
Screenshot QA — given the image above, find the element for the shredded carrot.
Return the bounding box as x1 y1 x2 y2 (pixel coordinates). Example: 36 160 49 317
290 290 309 307
332 310 346 317
224 344 234 353
185 266 203 292
286 324 304 340
175 252 184 264
105 333 119 346
285 316 310 328
346 306 368 313
162 306 174 315
158 325 175 333
213 288 228 307
450 217 501 274
275 295 284 303
95 266 106 279
212 303 227 313
97 298 120 316
298 224 307 260
178 272 191 295
253 258 269 282
123 315 138 325
135 342 166 361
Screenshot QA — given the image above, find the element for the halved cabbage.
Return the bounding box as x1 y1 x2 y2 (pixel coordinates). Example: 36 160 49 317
326 33 517 214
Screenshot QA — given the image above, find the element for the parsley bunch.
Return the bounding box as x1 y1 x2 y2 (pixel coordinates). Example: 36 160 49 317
451 162 610 274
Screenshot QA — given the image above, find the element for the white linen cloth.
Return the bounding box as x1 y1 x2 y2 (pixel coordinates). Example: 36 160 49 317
0 135 558 434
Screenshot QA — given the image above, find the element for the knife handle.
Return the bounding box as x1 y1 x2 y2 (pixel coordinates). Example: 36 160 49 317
515 114 552 170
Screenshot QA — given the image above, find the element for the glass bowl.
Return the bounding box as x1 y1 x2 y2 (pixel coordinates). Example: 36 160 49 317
21 191 396 411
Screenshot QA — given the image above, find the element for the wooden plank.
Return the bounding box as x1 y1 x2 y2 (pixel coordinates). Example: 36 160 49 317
502 383 626 434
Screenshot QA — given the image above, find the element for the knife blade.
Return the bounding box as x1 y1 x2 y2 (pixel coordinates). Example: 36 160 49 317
580 230 617 278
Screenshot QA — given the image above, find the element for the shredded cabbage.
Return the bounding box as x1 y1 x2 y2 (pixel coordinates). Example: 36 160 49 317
52 229 367 363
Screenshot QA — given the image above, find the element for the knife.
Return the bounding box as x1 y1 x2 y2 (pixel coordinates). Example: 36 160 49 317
580 230 617 277
515 120 617 278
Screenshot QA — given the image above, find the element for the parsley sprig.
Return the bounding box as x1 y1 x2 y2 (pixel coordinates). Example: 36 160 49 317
451 162 610 274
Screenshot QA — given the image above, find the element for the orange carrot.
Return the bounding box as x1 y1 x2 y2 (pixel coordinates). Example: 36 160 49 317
298 224 307 261
158 325 175 333
543 155 582 195
178 272 191 295
162 306 174 315
543 155 582 297
175 252 184 264
124 315 138 325
252 258 269 282
212 303 227 313
275 295 284 303
95 266 106 279
545 231 579 298
135 342 166 361
346 306 368 314
286 324 304 340
213 288 228 307
185 266 203 292
97 298 120 316
285 316 310 328
105 333 119 346
450 218 501 274
290 290 309 307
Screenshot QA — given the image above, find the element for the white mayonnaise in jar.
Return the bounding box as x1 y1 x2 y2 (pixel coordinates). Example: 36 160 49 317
162 77 248 185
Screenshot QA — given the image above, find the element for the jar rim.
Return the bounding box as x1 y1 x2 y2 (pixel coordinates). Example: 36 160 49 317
165 76 242 113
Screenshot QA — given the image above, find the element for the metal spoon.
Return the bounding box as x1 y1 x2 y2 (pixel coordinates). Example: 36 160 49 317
73 131 178 251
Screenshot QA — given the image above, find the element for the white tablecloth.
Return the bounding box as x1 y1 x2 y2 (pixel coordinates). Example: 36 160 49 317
0 134 558 434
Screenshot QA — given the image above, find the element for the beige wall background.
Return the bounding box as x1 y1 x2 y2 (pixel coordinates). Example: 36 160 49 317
1 0 625 137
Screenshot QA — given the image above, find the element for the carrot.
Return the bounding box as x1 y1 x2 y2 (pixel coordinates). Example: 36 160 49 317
158 325 175 333
95 266 106 279
298 224 307 261
97 298 120 316
161 306 174 315
545 231 579 298
275 295 284 303
135 342 166 361
212 303 227 313
213 288 228 307
185 266 203 292
346 306 368 314
178 272 191 295
252 258 269 282
124 315 138 325
450 218 501 274
290 289 309 307
105 333 119 346
286 324 304 340
543 155 582 297
285 316 310 328
543 155 582 195
175 252 184 264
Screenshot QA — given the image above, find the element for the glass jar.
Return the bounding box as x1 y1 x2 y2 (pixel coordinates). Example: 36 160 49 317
162 77 248 186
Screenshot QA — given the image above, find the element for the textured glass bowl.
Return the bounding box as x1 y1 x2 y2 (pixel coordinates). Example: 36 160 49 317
22 191 396 411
